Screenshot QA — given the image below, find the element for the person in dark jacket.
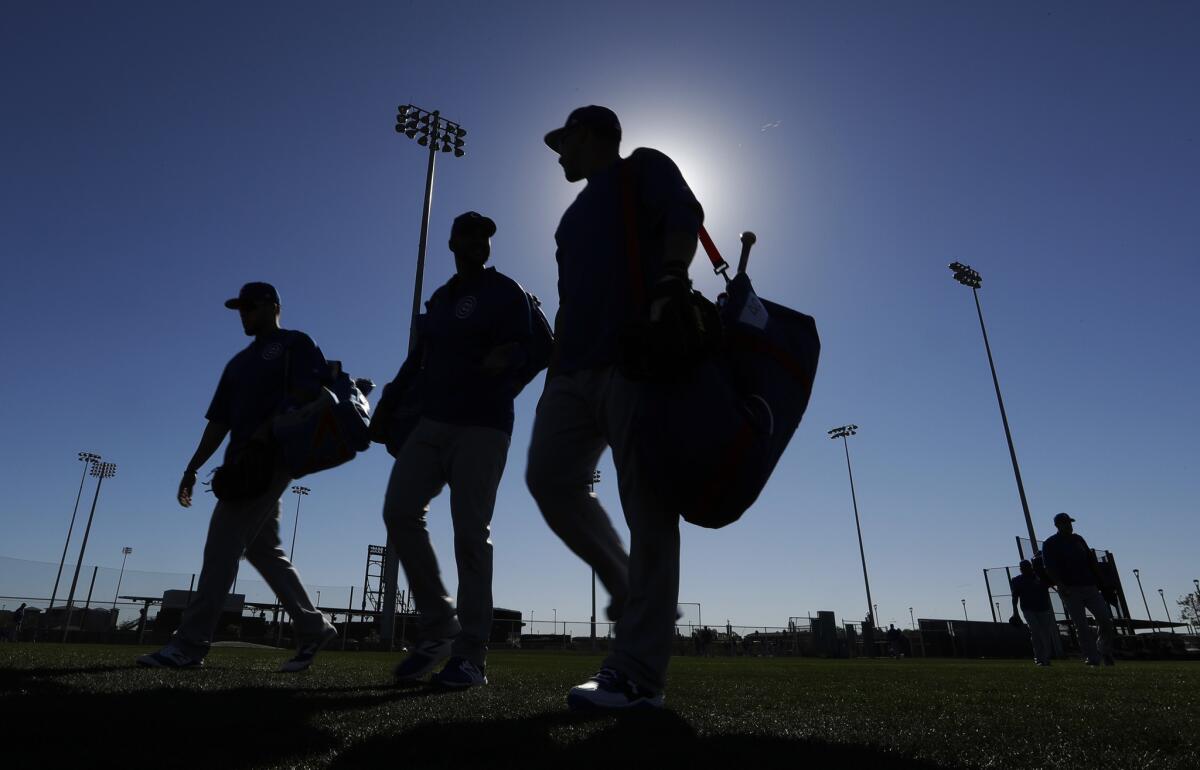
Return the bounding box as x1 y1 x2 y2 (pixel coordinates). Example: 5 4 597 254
1041 512 1115 666
386 212 544 688
138 282 336 672
527 106 704 710
1010 559 1057 666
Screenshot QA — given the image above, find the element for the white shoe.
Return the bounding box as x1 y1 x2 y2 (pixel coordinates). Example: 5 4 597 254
567 667 664 710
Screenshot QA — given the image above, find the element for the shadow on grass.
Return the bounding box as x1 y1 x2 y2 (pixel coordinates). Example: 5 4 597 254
1 665 945 769
331 709 947 770
0 665 445 768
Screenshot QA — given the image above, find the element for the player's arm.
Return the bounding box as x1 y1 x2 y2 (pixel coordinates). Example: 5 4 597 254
287 335 330 405
481 283 533 376
635 148 704 294
1039 545 1069 595
1010 585 1022 623
179 420 229 507
1081 537 1106 585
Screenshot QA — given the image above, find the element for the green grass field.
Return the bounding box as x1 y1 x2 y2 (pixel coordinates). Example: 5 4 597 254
1 644 1196 769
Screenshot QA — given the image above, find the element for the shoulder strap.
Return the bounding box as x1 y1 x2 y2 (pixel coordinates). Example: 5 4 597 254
619 158 648 310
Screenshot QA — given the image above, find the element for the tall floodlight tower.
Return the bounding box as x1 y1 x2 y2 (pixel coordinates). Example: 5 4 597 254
829 425 874 628
948 262 1039 553
63 461 117 640
50 452 101 611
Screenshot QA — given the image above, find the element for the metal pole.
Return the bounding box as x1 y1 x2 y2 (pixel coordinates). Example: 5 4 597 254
50 455 95 611
343 586 353 651
83 565 99 613
62 467 110 642
962 599 968 621
984 569 997 622
588 470 599 650
382 124 439 647
291 493 302 558
1134 570 1154 633
1159 589 1175 634
909 607 915 630
111 547 131 613
971 287 1039 551
841 435 875 626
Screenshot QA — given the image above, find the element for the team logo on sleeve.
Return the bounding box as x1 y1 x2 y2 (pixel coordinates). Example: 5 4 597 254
262 342 284 360
455 296 477 319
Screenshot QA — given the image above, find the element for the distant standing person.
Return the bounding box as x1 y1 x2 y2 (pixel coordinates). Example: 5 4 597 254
385 212 548 688
137 282 337 672
8 603 26 641
885 624 903 658
527 106 704 710
1040 513 1115 666
1010 559 1056 666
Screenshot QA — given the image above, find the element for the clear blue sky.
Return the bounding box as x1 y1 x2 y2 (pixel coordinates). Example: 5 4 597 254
2 1 1197 629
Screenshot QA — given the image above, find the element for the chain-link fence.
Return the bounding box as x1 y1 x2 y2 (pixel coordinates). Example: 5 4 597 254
0 555 359 645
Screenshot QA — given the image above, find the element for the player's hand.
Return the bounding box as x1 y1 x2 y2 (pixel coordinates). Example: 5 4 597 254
1008 615 1023 626
178 469 197 508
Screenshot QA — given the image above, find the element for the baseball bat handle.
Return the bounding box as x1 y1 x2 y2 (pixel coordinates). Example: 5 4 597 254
737 231 757 275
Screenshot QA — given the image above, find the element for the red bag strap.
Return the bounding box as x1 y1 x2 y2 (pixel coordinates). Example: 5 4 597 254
698 225 731 284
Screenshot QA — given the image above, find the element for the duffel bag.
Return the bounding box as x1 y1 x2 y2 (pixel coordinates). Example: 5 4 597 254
633 229 820 528
274 364 373 479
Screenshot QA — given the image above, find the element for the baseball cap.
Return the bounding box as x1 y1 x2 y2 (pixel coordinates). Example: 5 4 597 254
224 282 281 310
1053 512 1075 525
451 211 497 238
544 105 622 152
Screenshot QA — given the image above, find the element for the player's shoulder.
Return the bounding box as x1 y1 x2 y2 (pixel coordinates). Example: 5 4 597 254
282 329 318 348
628 146 676 166
485 267 528 295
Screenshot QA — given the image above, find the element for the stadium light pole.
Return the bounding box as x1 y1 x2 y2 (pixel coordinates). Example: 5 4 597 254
909 607 915 630
962 598 968 621
290 486 310 561
1133 569 1155 633
110 546 132 614
589 469 601 649
1158 588 1175 634
50 452 101 611
829 425 875 628
62 461 116 641
381 104 468 648
948 262 1039 553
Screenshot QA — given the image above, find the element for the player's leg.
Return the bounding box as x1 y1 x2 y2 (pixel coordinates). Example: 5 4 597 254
526 371 628 613
1061 588 1099 664
434 424 510 687
568 367 677 709
1027 610 1052 665
244 484 335 671
244 486 328 638
383 419 458 680
1080 587 1116 664
140 472 291 667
